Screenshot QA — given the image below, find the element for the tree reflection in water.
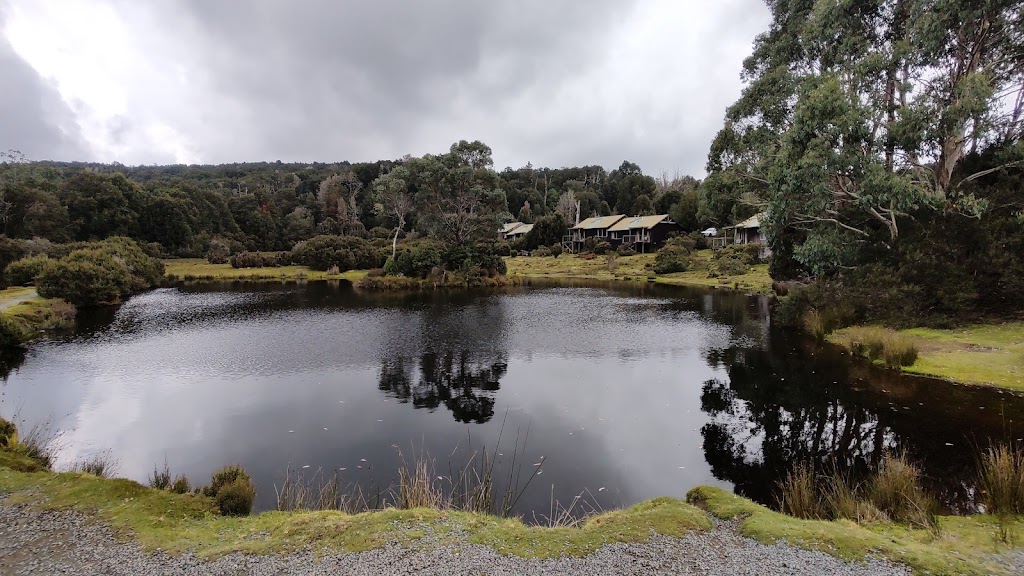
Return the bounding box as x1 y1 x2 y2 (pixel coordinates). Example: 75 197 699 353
697 328 1011 513
378 351 507 424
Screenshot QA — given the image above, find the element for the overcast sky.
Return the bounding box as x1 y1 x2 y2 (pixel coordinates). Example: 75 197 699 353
0 0 770 176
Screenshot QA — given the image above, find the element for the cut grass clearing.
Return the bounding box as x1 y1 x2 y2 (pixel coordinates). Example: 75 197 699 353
687 485 1023 576
163 259 369 283
829 322 1024 392
504 250 772 294
0 463 709 560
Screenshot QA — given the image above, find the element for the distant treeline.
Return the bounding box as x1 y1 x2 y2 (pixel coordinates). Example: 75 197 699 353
0 144 715 261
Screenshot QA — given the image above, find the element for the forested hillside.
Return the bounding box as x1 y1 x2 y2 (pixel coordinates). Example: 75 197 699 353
0 144 703 259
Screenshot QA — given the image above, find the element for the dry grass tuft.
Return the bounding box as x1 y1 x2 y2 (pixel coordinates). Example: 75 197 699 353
979 444 1024 516
840 326 919 367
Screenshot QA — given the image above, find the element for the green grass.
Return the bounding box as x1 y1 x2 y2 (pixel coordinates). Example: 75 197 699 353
0 287 75 338
830 322 1024 392
504 250 773 293
163 259 369 283
0 461 709 560
687 485 1024 576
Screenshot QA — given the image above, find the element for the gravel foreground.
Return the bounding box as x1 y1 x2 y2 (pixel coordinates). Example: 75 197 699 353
0 498 911 576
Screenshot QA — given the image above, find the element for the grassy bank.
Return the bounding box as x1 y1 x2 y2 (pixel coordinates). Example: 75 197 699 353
0 287 75 341
505 250 773 293
0 463 709 559
687 486 1022 576
163 259 369 283
2 461 1022 572
829 322 1024 392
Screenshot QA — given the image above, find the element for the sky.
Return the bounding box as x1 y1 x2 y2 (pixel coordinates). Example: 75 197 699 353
0 0 771 177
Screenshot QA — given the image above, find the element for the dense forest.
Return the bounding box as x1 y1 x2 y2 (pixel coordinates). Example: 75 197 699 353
0 145 704 259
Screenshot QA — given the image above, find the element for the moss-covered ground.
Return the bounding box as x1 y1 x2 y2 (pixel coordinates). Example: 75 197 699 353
504 250 773 293
0 463 709 560
829 322 1024 392
687 485 1024 576
163 259 369 283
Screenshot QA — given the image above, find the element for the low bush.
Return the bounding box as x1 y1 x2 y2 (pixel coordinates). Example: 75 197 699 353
292 235 381 272
150 459 172 490
616 244 636 256
0 316 28 349
549 243 563 257
0 417 16 447
715 255 749 276
206 238 231 264
715 243 761 265
230 251 289 268
653 236 692 274
389 242 444 278
203 465 256 516
531 247 551 257
171 475 192 494
36 238 164 307
980 444 1024 516
592 240 612 255
4 255 49 286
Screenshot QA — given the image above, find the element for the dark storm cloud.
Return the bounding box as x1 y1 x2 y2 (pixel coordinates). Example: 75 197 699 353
0 5 90 161
148 0 642 165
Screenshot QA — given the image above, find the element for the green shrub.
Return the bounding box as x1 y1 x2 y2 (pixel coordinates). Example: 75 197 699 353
5 255 49 286
549 243 563 257
531 247 551 257
616 244 636 256
592 240 612 255
715 243 760 265
206 238 231 264
150 460 172 490
716 255 749 276
383 256 399 276
392 243 444 278
36 238 164 307
204 464 256 516
0 417 16 447
230 251 288 268
171 475 192 495
291 235 380 271
0 316 28 349
653 236 692 274
216 479 256 516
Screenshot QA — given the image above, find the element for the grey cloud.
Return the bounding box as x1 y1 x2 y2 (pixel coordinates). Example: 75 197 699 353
0 5 91 161
76 1 769 176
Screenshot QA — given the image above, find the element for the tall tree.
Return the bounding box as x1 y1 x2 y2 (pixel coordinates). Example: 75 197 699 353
373 166 414 259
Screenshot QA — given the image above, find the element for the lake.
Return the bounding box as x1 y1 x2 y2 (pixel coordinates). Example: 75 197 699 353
2 280 1022 518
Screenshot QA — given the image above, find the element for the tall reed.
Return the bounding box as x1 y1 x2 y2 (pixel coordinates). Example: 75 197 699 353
979 444 1024 515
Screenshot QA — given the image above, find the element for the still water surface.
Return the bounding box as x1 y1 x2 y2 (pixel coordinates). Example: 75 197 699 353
2 281 1022 516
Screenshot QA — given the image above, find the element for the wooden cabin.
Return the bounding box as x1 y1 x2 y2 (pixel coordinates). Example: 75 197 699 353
607 214 679 253
714 213 771 257
504 223 533 243
500 222 525 240
563 215 626 253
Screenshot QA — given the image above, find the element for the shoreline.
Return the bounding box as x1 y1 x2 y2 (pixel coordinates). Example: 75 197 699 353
0 460 1018 574
829 322 1024 393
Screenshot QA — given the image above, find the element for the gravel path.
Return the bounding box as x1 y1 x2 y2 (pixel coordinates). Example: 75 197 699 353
0 497 911 576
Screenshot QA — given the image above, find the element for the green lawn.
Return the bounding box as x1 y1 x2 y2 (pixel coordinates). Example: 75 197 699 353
505 250 773 293
830 322 1024 392
163 259 369 283
0 286 74 335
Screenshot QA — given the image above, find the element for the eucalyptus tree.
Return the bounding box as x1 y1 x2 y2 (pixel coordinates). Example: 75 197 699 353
707 0 1023 276
372 166 413 259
